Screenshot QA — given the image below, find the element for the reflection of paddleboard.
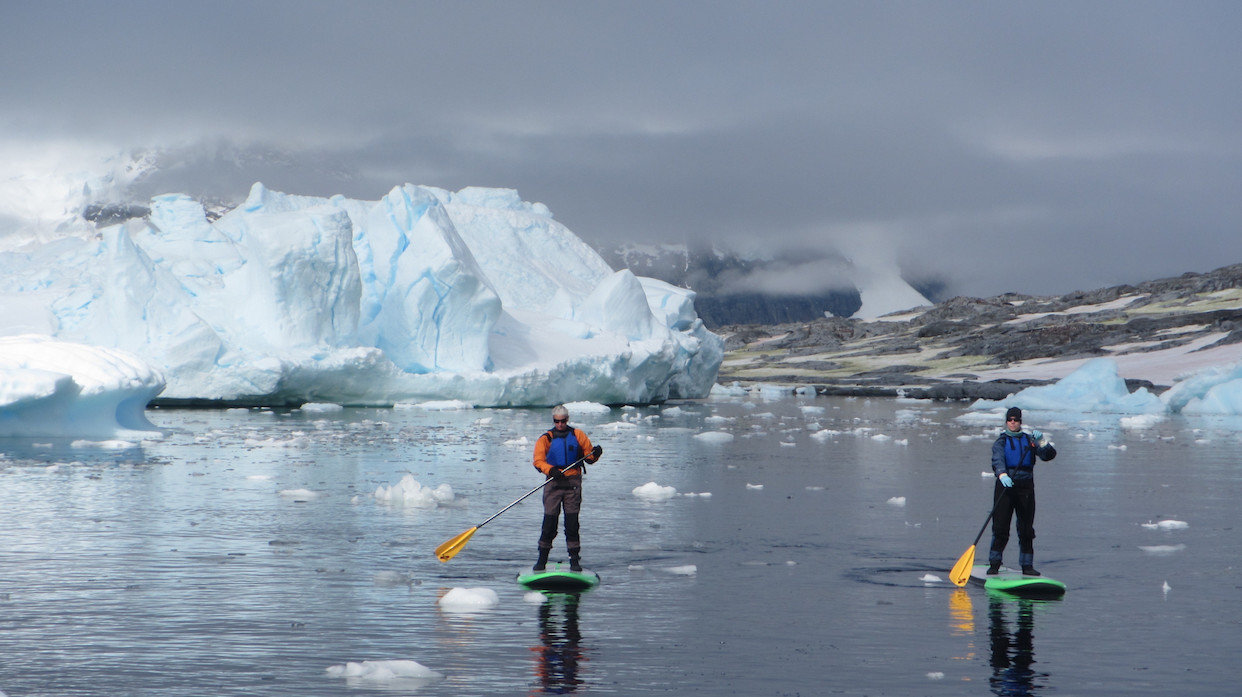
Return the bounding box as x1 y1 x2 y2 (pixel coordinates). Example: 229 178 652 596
969 565 1066 598
517 563 600 592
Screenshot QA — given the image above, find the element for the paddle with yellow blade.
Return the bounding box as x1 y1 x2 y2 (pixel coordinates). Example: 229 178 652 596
435 455 588 562
949 488 1006 586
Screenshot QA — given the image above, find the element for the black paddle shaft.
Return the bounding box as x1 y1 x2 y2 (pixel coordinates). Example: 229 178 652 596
971 487 1009 546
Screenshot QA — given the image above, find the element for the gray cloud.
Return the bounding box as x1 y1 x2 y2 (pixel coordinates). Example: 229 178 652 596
3 1 1241 298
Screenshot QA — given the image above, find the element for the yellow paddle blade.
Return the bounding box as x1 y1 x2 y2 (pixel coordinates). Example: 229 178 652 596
949 544 976 587
435 526 478 562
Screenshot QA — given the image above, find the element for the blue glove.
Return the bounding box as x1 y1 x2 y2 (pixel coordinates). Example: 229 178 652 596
999 473 1014 488
1031 429 1043 442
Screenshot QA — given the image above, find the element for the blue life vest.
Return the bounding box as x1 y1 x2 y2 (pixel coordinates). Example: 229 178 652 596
1002 433 1037 470
544 429 582 470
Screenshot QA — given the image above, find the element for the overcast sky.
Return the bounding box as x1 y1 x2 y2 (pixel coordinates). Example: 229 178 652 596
3 1 1240 298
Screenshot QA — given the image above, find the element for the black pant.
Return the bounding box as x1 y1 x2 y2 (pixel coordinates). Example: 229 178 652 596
989 478 1035 567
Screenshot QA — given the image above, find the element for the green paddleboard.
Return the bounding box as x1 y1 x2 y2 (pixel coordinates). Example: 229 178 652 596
969 564 1066 598
516 563 600 592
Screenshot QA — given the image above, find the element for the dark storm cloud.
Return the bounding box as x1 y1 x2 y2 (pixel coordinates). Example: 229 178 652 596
3 1 1241 298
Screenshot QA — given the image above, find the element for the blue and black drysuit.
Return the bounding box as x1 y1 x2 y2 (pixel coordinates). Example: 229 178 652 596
989 431 1057 569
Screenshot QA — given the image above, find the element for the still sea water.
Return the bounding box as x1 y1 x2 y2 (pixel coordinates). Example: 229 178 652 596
0 394 1238 696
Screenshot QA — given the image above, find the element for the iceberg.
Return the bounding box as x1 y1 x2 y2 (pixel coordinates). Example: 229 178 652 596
970 357 1164 415
0 183 724 418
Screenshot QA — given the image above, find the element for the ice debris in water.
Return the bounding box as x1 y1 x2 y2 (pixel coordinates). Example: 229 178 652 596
299 402 343 412
374 474 454 507
746 483 764 490
1141 520 1189 531
887 496 906 506
278 488 319 499
927 672 945 680
1139 544 1186 555
438 587 499 612
325 659 442 682
632 482 677 500
667 565 697 576
694 431 734 443
921 574 943 583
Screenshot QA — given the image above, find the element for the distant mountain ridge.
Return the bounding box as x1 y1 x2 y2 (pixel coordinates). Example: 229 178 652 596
715 262 1242 400
597 242 941 327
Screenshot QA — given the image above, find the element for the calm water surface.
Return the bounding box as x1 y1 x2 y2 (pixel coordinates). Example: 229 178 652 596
0 395 1238 696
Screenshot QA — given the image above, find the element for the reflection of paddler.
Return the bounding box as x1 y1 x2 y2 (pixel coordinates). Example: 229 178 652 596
988 596 1049 696
531 594 587 694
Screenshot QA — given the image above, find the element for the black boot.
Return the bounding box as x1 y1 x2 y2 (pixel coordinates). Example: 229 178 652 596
987 563 1001 575
533 548 549 572
569 554 582 572
1021 566 1040 576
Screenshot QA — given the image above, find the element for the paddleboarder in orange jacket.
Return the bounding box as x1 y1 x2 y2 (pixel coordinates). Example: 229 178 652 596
532 404 602 572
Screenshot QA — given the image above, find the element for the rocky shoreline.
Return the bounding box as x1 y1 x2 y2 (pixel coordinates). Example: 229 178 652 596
714 263 1242 401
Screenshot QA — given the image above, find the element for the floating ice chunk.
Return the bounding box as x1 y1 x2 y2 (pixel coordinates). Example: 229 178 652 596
326 659 443 683
982 471 994 478
632 482 677 500
1139 544 1186 555
523 591 548 604
693 431 734 444
246 474 274 481
661 406 685 417
299 402 344 413
927 672 945 680
398 400 473 411
887 496 906 506
1162 581 1172 597
563 400 611 415
799 405 825 415
871 433 891 441
710 381 748 398
278 488 319 499
72 439 139 449
921 574 943 583
1107 444 1128 450
503 436 530 446
746 483 764 490
683 492 712 498
667 565 697 576
374 474 454 507
438 587 499 612
810 429 839 442
1141 520 1189 531
704 415 735 426
894 438 909 445
1121 414 1163 429
779 441 796 447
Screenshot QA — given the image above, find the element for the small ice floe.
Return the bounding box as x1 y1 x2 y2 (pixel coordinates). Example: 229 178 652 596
927 672 945 680
779 441 796 447
473 416 493 426
72 439 138 449
438 587 499 613
982 471 994 478
871 433 891 442
374 475 454 508
633 482 678 500
887 496 906 506
921 574 943 584
806 485 825 491
666 565 697 576
704 415 735 426
956 435 976 442
894 438 909 446
325 659 442 684
523 591 548 604
563 400 611 415
503 436 529 446
810 429 839 442
683 492 712 498
1162 580 1172 597
246 474 274 481
805 421 822 430
1141 520 1189 531
278 488 319 500
299 402 343 413
1107 444 1127 451
693 431 734 444
1120 414 1163 429
746 483 764 490
403 400 474 411
1139 544 1187 555
799 405 825 415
